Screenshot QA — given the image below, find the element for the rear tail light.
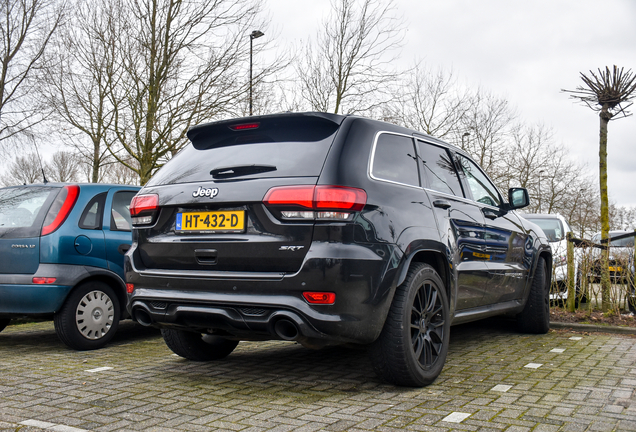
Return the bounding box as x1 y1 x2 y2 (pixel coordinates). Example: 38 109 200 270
32 277 57 284
41 185 80 236
229 122 260 131
263 186 366 221
130 194 159 226
303 292 336 304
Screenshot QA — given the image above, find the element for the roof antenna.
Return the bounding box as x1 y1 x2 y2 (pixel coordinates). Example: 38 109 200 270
30 137 48 184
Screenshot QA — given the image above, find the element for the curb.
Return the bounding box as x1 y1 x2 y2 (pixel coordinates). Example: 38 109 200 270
550 321 636 335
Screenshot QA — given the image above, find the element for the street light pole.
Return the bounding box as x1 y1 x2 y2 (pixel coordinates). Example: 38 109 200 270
461 132 470 148
538 169 544 213
249 30 264 116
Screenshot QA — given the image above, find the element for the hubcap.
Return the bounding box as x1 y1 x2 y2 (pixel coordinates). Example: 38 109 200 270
76 290 114 340
410 281 445 370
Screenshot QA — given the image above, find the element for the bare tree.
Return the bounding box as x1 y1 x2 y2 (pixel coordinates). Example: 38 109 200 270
45 150 80 182
386 63 471 140
41 1 121 182
563 65 636 311
105 0 268 184
0 0 64 150
0 152 46 185
297 0 403 115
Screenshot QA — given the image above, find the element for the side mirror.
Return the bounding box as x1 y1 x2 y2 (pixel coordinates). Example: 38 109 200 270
508 187 529 209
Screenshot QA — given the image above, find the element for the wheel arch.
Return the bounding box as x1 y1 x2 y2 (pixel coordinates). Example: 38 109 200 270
396 246 452 303
68 271 129 319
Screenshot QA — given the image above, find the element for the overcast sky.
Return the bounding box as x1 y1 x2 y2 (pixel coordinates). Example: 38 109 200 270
267 0 636 207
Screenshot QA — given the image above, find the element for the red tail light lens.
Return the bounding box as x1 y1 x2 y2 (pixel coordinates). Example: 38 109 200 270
263 186 367 221
126 283 134 294
32 277 57 284
130 194 159 225
41 185 80 236
229 122 260 131
303 292 336 304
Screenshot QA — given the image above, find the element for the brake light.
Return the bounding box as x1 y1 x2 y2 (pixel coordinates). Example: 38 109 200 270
41 185 79 236
303 292 336 304
263 186 367 221
33 277 56 284
229 122 260 131
130 194 159 225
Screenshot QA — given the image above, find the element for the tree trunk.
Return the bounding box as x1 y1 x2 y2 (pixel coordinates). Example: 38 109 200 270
599 105 612 312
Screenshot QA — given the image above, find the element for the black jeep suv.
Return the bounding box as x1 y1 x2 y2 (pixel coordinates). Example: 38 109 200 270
125 113 551 387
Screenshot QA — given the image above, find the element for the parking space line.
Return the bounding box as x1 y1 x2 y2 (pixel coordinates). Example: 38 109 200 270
569 336 582 340
20 420 88 432
85 366 113 373
491 384 512 392
524 363 542 369
441 412 471 423
550 348 565 353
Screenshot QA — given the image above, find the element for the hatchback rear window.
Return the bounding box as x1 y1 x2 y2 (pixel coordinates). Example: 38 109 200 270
0 186 58 238
147 115 341 186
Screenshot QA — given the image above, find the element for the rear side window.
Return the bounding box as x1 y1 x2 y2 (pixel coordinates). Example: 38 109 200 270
147 116 340 186
371 133 420 187
0 186 58 238
416 141 463 197
110 191 136 231
79 193 106 230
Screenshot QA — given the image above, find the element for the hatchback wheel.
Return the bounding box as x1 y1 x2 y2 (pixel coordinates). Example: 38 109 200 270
162 329 239 361
369 263 450 387
54 282 120 350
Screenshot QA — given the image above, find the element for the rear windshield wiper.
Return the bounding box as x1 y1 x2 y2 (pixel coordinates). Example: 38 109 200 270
210 164 277 179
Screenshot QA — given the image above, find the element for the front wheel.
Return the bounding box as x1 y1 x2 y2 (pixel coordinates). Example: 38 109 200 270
0 318 10 333
369 263 450 387
162 329 239 361
54 282 121 350
517 257 550 334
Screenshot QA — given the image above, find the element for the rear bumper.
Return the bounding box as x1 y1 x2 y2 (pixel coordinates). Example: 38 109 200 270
0 284 72 315
125 241 402 346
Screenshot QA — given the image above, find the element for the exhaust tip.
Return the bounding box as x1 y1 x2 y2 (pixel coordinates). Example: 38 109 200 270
274 319 299 341
133 308 153 327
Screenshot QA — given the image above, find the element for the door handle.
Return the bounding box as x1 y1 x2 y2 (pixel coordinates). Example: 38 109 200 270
118 244 131 255
194 249 218 265
433 199 451 209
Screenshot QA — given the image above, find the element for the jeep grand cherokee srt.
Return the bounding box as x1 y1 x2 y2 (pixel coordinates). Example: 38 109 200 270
125 113 551 387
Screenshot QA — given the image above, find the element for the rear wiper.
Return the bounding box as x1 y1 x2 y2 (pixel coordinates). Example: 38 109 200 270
210 164 277 179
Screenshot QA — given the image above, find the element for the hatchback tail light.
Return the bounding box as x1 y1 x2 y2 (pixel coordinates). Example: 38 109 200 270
263 185 366 221
41 185 79 236
130 194 159 226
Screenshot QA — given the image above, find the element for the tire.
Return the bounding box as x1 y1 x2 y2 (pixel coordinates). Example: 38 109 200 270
0 318 10 333
369 263 450 387
54 282 121 350
517 257 550 334
162 329 239 361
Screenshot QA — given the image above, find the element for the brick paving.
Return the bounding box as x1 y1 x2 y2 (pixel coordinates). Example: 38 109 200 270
0 319 634 431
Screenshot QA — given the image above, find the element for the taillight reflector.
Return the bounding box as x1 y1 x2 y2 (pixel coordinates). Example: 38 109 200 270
41 185 80 236
303 292 336 304
33 277 56 284
130 194 159 216
126 283 134 294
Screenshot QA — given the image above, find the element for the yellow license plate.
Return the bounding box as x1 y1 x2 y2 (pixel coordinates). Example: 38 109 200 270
176 211 245 232
609 266 622 272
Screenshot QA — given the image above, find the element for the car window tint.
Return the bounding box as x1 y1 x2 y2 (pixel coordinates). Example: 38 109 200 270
457 155 501 207
416 141 463 196
79 192 106 230
111 191 136 231
371 133 419 187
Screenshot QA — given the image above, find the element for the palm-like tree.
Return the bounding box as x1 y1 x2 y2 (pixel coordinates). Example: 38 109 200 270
563 66 636 312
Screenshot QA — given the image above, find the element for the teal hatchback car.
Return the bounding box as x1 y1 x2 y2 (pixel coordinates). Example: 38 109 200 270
0 183 140 350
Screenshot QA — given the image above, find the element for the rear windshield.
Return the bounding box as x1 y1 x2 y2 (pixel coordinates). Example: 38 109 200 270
524 217 565 242
147 116 340 186
0 186 58 238
592 233 636 248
